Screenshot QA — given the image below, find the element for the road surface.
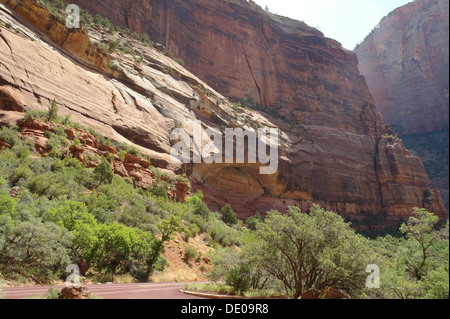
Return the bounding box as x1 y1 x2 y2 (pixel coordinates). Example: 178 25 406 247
3 282 206 299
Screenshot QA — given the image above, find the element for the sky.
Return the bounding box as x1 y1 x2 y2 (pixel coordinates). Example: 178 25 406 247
252 0 414 50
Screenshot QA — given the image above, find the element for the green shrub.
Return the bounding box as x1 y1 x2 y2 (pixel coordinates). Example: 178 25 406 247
47 99 59 122
0 219 74 280
221 204 237 225
245 212 263 231
109 61 121 72
0 114 249 283
118 149 127 161
93 157 114 185
225 263 252 295
0 126 20 147
45 286 61 299
23 109 47 121
45 129 69 159
184 246 198 263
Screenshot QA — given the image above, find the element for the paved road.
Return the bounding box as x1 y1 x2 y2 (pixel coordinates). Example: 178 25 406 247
3 282 206 299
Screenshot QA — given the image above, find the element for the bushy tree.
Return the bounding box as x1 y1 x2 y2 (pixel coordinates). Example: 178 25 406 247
46 201 98 260
221 204 237 225
90 222 153 275
47 99 59 122
245 212 263 231
0 219 74 280
399 208 443 280
244 205 373 299
93 157 114 185
46 201 95 232
144 215 183 276
186 191 210 221
380 209 449 299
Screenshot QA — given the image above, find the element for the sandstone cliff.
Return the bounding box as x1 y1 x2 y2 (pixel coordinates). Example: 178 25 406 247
355 0 449 209
355 0 449 135
0 0 447 229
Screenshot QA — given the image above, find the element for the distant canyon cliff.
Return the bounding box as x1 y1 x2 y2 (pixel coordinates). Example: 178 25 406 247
1 0 447 229
355 0 449 209
355 0 449 135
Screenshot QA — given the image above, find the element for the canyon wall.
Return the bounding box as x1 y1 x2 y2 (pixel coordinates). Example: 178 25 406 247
1 0 447 228
355 0 449 135
355 0 449 209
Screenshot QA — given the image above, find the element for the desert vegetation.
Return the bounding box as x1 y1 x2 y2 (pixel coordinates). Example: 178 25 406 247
1 1 448 300
39 0 185 67
0 106 243 285
0 107 448 298
195 207 449 299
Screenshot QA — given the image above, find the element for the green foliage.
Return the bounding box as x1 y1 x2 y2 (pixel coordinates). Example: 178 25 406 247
399 208 445 281
167 50 185 67
109 61 121 72
90 222 153 275
371 210 449 299
47 99 59 122
93 13 114 30
221 204 237 225
114 142 143 157
23 109 47 121
245 212 263 231
40 0 66 20
0 125 20 147
184 246 198 263
45 286 61 299
420 267 449 299
0 218 74 280
256 206 373 298
45 128 69 159
0 119 248 285
93 157 114 185
46 201 95 232
79 7 93 26
0 192 17 217
98 39 136 56
186 191 210 221
225 263 252 295
144 215 183 277
211 205 374 299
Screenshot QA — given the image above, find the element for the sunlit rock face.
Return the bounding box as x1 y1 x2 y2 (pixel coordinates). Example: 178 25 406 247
355 0 449 135
355 0 449 210
1 0 447 227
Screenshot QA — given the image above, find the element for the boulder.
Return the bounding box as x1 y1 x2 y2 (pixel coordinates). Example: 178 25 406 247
318 287 352 300
300 289 321 300
59 286 90 300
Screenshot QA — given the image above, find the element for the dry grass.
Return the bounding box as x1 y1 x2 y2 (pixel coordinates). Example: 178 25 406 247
88 273 136 284
150 233 214 283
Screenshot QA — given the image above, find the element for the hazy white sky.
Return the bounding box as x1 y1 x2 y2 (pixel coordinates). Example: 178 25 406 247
252 0 413 49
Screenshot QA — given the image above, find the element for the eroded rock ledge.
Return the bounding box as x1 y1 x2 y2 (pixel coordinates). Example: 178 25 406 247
0 0 447 229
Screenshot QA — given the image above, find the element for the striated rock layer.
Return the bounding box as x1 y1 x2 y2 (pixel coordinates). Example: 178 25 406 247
0 0 447 228
355 0 449 209
354 0 449 135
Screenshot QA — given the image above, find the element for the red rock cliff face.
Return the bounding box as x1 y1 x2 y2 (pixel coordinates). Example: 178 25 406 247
354 0 449 211
69 0 376 134
1 0 447 227
354 0 449 135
